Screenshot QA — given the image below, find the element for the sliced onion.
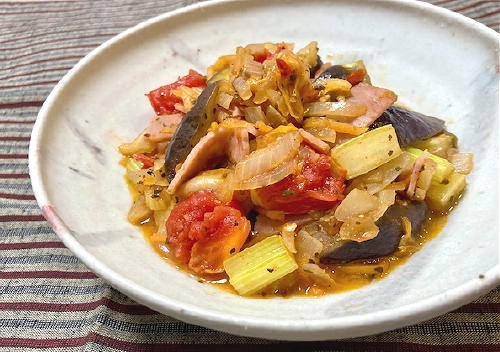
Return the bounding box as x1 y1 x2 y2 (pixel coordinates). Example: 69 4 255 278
371 188 396 220
177 169 232 199
254 214 283 234
233 157 298 190
449 152 473 175
234 131 302 181
244 106 266 123
299 129 330 154
304 101 367 119
334 189 380 222
304 117 367 135
304 127 336 144
349 152 413 195
233 76 252 100
118 130 156 156
280 222 297 253
338 216 379 242
243 60 264 77
265 105 288 127
301 263 334 287
267 89 288 116
295 229 324 265
315 78 352 94
217 92 233 109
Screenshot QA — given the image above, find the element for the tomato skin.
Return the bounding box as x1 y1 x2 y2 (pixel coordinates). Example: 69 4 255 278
166 190 250 273
252 50 272 63
346 69 365 86
276 58 293 77
147 69 206 115
255 154 346 214
132 153 155 169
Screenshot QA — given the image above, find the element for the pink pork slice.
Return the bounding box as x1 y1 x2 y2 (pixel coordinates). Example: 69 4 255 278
348 83 397 127
167 127 250 193
145 113 183 142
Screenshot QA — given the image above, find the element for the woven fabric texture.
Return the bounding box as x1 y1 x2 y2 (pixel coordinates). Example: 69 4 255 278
0 0 499 350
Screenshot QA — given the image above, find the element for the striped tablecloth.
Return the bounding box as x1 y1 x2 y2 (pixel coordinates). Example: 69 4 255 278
0 0 498 350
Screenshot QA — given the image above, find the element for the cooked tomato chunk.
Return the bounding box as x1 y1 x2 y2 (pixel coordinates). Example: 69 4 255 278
166 190 250 273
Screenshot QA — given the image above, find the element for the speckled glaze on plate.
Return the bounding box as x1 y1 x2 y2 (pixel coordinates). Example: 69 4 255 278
29 0 499 341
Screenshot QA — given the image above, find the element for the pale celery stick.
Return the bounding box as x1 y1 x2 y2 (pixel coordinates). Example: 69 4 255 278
426 172 466 213
144 188 170 211
405 147 454 183
331 125 401 180
126 157 143 172
223 235 298 295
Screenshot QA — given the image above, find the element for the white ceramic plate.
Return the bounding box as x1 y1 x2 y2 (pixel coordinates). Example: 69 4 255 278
29 0 499 341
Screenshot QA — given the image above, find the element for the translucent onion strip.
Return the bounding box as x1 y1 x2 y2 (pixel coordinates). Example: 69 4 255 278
234 131 302 181
244 106 266 123
217 92 233 110
304 101 367 119
233 77 252 100
233 158 298 190
304 127 337 144
304 117 368 135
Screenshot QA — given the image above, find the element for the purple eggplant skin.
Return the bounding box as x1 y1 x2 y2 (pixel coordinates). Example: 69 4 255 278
370 106 445 147
164 82 218 182
320 201 428 264
315 64 349 81
309 55 323 78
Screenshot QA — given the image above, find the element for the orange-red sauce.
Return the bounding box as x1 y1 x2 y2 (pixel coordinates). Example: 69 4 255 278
137 209 446 298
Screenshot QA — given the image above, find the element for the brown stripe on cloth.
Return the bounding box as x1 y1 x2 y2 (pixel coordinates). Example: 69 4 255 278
0 101 44 109
0 215 45 222
0 270 97 279
0 0 498 350
0 192 35 200
0 241 66 250
0 297 156 315
0 173 29 178
0 337 498 351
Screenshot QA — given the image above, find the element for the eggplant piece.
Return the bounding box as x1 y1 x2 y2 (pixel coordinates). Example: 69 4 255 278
164 82 219 182
315 60 371 84
320 201 427 264
316 65 349 81
370 106 445 147
310 55 323 78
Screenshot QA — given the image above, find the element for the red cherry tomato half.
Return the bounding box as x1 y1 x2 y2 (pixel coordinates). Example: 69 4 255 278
146 69 206 115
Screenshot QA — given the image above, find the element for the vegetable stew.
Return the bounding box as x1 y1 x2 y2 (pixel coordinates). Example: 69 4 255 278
119 42 472 297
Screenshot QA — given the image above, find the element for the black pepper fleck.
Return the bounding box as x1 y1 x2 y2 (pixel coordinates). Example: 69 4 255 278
267 268 274 273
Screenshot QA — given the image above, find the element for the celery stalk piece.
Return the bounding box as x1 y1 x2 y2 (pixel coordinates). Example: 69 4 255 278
405 147 454 183
426 172 466 213
410 133 456 158
330 125 402 180
126 157 143 172
223 235 298 295
144 188 170 211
